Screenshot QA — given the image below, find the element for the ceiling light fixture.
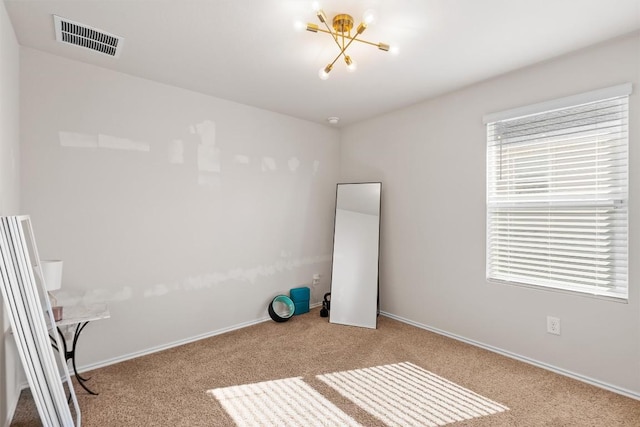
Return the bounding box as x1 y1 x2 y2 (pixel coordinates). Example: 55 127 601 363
306 4 390 79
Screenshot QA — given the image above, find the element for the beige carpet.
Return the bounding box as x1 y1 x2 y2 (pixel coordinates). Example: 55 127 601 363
10 307 640 426
316 362 508 426
209 376 362 426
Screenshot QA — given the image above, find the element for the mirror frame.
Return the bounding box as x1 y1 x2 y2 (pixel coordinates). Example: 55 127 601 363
328 182 382 329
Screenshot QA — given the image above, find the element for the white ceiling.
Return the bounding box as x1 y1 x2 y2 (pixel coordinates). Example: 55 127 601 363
5 0 640 127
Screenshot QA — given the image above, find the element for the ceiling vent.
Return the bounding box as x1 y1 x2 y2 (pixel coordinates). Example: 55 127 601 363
53 15 123 58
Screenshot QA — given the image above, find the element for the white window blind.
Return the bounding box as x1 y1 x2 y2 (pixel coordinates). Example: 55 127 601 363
486 85 630 299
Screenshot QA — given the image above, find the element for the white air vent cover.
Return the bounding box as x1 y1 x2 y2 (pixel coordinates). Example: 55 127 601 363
53 15 123 58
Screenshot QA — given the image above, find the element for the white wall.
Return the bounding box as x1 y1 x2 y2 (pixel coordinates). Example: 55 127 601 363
20 48 340 369
340 32 640 396
0 1 22 424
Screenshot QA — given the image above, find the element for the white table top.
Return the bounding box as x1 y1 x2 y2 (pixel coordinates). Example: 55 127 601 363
55 303 110 327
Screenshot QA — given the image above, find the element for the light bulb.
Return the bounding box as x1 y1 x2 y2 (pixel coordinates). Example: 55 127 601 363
318 65 331 80
390 45 400 55
293 20 306 32
312 1 321 12
345 56 357 72
363 9 377 25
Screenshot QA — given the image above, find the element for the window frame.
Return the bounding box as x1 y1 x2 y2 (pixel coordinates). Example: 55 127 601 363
484 84 631 301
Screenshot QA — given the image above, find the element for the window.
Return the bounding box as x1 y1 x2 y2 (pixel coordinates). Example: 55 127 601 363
485 84 630 300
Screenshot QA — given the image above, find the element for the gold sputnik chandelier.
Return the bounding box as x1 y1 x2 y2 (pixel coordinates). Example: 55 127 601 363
305 3 390 79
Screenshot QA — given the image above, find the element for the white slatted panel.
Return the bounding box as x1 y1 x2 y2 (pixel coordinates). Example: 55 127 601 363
0 216 79 426
486 90 629 299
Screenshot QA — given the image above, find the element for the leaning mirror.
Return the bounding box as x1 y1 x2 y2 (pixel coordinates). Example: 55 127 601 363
329 182 381 329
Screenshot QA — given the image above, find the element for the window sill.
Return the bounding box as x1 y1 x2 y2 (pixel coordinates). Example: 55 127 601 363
487 278 629 303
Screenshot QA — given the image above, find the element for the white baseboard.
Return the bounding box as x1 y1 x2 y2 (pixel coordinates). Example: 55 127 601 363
77 315 274 373
77 305 323 373
380 311 640 401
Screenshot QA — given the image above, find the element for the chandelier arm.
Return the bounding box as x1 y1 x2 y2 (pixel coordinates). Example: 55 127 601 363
313 26 350 60
323 31 360 73
336 30 361 57
319 18 341 48
325 32 360 70
313 27 386 49
350 38 384 48
327 48 346 70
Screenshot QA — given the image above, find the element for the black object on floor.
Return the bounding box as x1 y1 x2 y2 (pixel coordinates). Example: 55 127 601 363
320 292 331 317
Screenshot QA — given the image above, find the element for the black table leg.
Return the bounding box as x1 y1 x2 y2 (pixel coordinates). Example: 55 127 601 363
56 323 98 395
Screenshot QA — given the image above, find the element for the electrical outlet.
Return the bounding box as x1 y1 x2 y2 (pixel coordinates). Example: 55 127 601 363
312 273 320 286
547 316 561 335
